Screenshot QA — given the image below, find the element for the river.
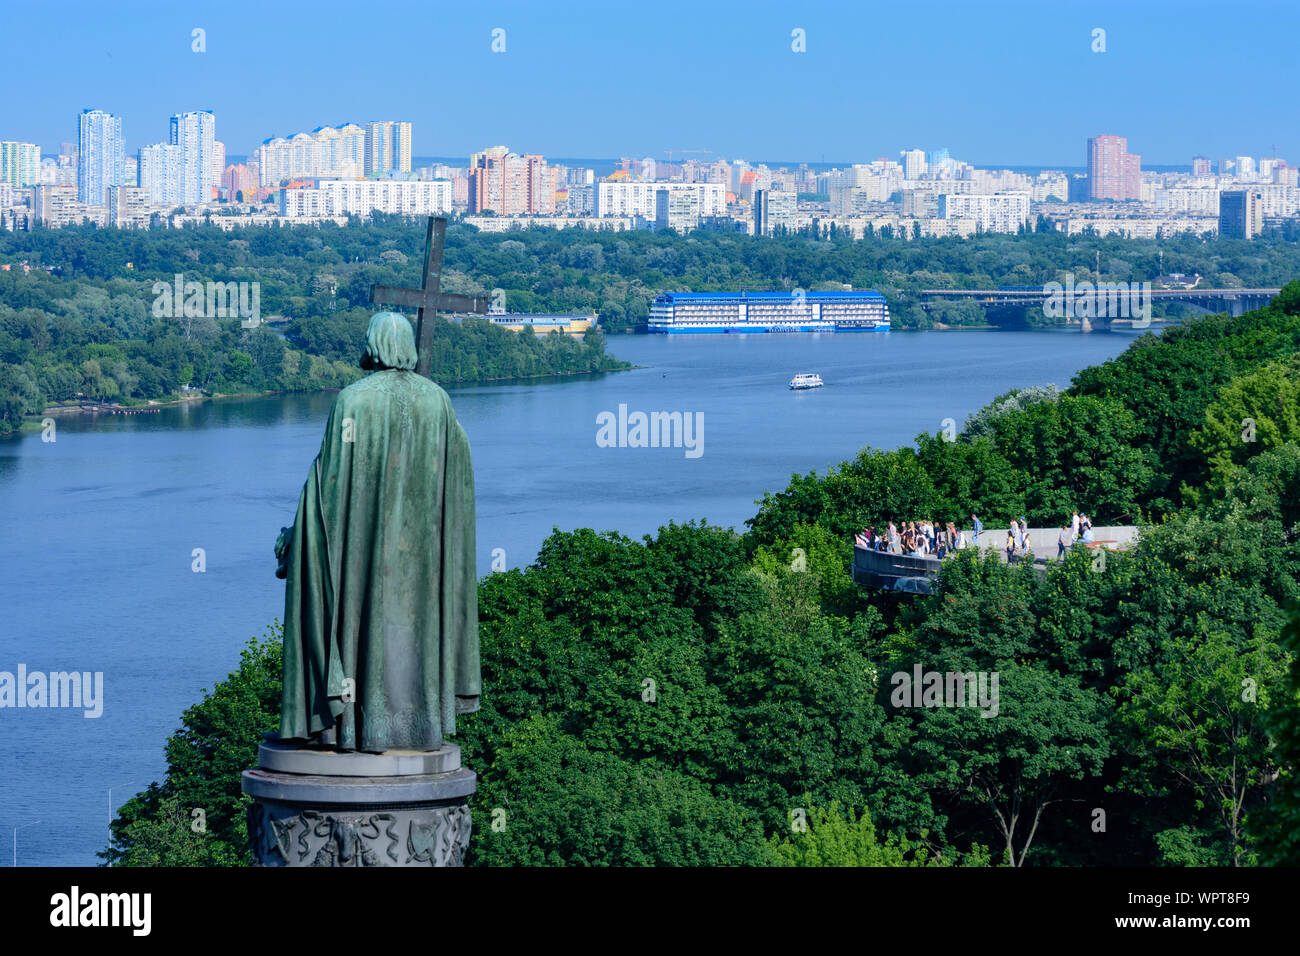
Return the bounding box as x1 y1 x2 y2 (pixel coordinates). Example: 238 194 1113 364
0 327 1152 864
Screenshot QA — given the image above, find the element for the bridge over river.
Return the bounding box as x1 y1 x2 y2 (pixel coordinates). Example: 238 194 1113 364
918 288 1280 330
853 526 1140 593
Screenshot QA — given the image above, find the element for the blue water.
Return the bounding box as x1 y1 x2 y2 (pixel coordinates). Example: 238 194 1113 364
0 327 1149 864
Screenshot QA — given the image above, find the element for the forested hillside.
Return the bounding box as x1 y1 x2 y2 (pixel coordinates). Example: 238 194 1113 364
105 283 1300 867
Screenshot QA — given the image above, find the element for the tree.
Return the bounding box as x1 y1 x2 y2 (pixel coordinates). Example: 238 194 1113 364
768 800 987 866
1190 355 1300 492
961 384 1061 441
986 393 1156 523
1116 629 1287 866
102 630 283 866
1250 602 1300 865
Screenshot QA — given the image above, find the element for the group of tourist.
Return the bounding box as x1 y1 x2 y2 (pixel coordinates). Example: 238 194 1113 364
1056 511 1096 556
855 518 970 559
854 510 1100 563
1003 517 1033 562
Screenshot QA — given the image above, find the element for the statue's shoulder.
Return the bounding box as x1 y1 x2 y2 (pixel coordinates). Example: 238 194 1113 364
338 371 451 410
397 373 453 407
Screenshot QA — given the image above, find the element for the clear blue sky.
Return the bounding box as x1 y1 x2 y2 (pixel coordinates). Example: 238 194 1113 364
3 0 1296 168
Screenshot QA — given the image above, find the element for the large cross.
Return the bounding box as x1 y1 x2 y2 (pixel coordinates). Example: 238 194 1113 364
370 216 490 379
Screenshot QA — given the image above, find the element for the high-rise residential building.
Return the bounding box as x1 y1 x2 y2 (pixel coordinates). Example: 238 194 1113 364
565 183 593 214
900 148 926 180
524 154 556 215
106 185 150 227
1218 189 1264 238
468 149 554 215
253 124 365 186
170 110 216 204
901 190 940 217
1192 156 1212 176
138 143 183 207
656 188 700 233
470 145 509 168
78 109 124 205
707 159 731 189
0 142 41 187
730 160 751 193
1235 156 1256 181
221 164 258 202
1219 157 1236 177
593 181 726 219
1086 135 1141 201
364 121 412 175
280 179 452 218
40 157 76 186
35 184 99 226
212 140 226 189
937 193 1031 233
926 147 950 168
754 189 797 236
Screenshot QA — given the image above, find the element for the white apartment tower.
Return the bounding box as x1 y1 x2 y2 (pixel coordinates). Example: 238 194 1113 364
1 142 41 187
78 109 124 206
137 143 183 207
170 110 216 204
901 148 927 180
365 121 413 175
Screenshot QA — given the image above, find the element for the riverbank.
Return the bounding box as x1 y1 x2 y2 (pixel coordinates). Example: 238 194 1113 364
4 363 640 437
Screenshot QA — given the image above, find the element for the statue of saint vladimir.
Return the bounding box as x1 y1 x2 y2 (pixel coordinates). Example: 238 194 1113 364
275 311 479 752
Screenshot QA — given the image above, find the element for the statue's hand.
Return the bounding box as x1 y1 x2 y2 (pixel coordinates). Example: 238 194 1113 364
275 525 292 579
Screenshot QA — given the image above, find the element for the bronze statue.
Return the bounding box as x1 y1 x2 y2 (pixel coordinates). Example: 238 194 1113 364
274 311 479 752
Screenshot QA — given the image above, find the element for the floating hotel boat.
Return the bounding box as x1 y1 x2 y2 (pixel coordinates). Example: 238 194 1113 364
649 290 890 334
789 372 824 390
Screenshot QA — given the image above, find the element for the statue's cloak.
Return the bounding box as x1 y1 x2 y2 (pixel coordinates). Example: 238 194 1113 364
280 369 479 752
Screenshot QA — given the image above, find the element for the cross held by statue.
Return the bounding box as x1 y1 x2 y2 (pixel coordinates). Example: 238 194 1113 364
370 216 490 379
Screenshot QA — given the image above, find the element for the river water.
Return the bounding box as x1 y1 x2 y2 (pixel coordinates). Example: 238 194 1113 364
0 327 1150 864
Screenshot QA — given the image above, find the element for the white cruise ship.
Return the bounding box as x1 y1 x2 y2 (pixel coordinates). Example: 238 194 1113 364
648 290 890 334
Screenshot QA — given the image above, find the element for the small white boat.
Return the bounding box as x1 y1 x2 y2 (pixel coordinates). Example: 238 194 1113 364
789 372 824 390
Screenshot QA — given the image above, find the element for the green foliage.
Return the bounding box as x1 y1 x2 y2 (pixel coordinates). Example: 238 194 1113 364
1116 629 1284 867
985 393 1156 523
468 715 770 866
961 383 1061 441
1250 602 1300 865
0 222 633 432
1190 354 1300 497
101 628 283 866
1071 284 1300 513
769 800 988 866
103 290 1300 868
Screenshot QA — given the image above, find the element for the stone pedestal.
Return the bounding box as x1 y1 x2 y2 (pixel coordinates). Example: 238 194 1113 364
241 737 476 867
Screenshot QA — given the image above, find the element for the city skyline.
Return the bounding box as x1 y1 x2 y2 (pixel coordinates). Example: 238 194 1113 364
3 0 1298 166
